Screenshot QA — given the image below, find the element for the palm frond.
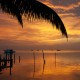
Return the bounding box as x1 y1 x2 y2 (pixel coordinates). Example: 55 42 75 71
0 0 68 38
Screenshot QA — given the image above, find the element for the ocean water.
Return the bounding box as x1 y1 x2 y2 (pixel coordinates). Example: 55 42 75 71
0 50 80 80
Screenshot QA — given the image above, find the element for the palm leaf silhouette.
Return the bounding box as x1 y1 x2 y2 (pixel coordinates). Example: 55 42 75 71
0 0 68 38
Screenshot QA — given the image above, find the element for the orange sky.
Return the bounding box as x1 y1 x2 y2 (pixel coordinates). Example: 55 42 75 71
0 0 80 50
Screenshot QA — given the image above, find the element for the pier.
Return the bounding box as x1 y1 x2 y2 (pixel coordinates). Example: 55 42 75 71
0 49 15 75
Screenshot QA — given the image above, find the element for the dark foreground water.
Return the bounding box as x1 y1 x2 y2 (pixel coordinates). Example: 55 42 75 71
0 50 80 80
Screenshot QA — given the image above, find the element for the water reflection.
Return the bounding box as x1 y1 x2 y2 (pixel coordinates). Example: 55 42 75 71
42 50 45 73
33 52 35 78
55 53 57 68
0 50 80 80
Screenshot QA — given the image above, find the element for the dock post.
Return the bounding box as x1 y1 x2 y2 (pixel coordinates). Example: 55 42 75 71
14 54 15 64
9 52 13 76
7 54 9 63
5 53 7 60
42 50 45 73
0 54 1 71
19 56 20 63
4 57 7 66
33 52 35 78
42 50 45 64
55 53 56 68
0 54 1 66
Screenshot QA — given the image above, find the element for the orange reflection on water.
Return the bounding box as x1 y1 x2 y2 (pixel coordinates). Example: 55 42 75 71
1 51 80 80
13 52 80 77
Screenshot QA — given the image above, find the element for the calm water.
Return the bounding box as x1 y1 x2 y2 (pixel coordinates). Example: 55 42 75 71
0 50 80 80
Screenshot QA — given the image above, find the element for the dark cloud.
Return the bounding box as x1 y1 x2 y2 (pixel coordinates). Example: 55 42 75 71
59 6 80 17
68 6 80 16
0 38 80 50
0 0 80 50
50 0 80 6
0 18 15 27
49 0 80 17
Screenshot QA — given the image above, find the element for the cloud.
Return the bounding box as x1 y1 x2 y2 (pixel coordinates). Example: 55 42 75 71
0 37 80 50
39 0 80 17
0 0 80 50
50 0 80 7
40 0 80 9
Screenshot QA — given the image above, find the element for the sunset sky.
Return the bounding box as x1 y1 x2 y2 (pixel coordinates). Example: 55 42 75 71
0 0 80 50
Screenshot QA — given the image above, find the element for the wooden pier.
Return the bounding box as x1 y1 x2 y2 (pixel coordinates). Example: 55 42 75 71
0 49 15 75
0 49 21 75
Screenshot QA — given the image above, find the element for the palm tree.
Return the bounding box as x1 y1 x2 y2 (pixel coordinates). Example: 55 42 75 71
0 0 68 38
